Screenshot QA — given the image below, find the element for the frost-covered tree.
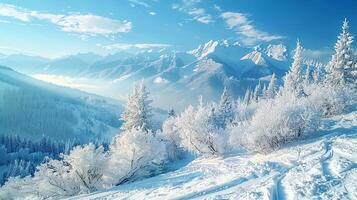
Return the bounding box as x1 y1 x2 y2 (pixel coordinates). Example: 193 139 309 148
176 103 228 156
262 84 267 97
313 63 322 83
253 82 261 102
326 19 355 85
62 144 107 193
231 92 321 153
161 116 181 161
0 144 107 199
265 73 277 99
216 87 234 128
243 88 252 105
105 128 167 186
121 82 153 132
304 65 311 86
283 40 304 96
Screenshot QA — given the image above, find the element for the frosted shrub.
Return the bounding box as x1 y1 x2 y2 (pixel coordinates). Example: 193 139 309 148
306 83 356 117
62 144 107 193
0 144 107 199
176 104 229 156
161 116 182 161
232 92 321 153
104 128 167 186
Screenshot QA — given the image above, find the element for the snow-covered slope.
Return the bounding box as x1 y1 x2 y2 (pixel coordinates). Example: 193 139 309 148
0 66 121 142
72 110 357 200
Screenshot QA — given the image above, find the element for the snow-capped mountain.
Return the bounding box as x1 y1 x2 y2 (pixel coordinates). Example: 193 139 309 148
79 40 291 109
0 40 295 110
0 66 121 142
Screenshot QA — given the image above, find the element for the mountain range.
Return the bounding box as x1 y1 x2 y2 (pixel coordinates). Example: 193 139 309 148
0 40 319 110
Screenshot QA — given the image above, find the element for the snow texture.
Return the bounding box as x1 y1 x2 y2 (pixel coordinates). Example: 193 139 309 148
71 110 357 200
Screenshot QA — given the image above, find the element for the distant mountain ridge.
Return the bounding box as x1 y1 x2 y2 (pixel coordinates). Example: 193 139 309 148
0 65 121 142
0 40 319 110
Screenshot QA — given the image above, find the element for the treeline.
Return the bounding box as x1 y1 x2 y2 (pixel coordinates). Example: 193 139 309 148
0 135 109 186
0 135 78 185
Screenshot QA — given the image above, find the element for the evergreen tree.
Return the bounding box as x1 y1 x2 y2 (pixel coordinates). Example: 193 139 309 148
313 63 321 83
243 88 252 105
283 40 304 95
266 73 277 99
326 19 355 85
262 84 267 98
304 65 311 86
121 81 153 132
253 82 261 102
217 87 234 128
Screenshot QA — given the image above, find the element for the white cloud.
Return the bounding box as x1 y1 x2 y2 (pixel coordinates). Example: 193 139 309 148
103 43 171 50
0 4 31 21
173 0 213 24
302 48 333 62
32 74 99 90
221 12 283 45
128 0 150 8
0 4 132 35
213 4 222 12
149 12 156 16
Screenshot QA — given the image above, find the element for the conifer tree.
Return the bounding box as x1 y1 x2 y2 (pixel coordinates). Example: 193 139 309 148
283 40 304 96
313 63 321 83
326 19 355 85
217 87 234 128
253 82 261 102
304 65 311 86
121 81 153 132
266 73 277 98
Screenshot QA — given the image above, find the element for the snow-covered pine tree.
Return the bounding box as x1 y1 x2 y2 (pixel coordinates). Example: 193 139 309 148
304 64 311 86
243 88 251 105
283 40 304 96
266 73 277 99
262 84 267 98
326 19 355 86
253 82 261 102
313 63 322 83
217 87 234 128
121 81 153 132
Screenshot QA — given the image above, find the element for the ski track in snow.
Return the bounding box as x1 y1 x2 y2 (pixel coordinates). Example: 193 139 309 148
70 111 357 200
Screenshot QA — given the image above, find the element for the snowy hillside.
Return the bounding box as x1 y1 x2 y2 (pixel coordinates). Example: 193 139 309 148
0 66 121 142
72 109 357 200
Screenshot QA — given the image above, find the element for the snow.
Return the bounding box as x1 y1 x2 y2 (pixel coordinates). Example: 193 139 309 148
266 44 288 61
188 40 219 59
71 110 357 200
154 76 169 84
241 50 267 66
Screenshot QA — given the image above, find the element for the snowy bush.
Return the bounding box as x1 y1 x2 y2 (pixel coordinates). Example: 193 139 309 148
306 83 356 117
176 103 229 156
104 128 168 186
161 116 183 161
231 92 321 153
0 144 107 199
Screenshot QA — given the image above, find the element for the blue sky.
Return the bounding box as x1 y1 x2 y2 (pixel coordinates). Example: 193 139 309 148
0 0 356 58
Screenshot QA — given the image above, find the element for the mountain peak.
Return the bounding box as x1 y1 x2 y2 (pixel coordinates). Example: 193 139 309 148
265 44 288 61
241 50 267 66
